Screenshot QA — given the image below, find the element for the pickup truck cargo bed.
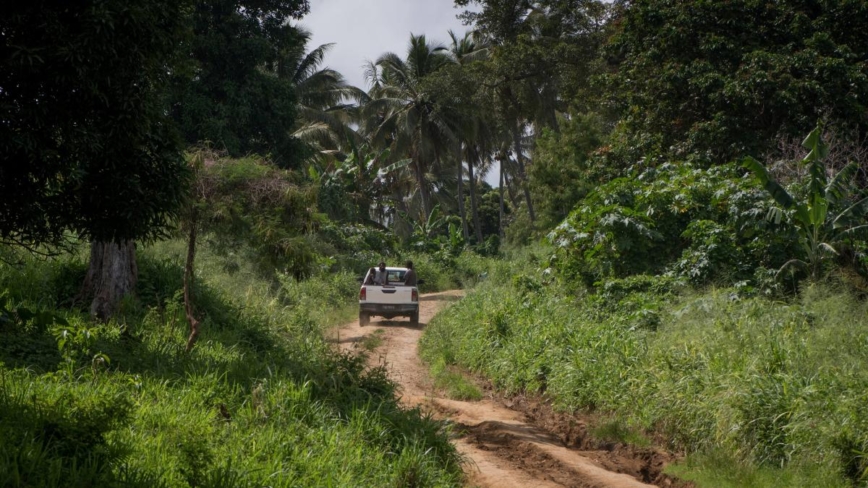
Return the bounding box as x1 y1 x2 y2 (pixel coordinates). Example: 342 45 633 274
359 267 419 325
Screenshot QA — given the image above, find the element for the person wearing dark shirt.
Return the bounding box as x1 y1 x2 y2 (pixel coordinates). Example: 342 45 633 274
403 260 417 286
364 267 376 285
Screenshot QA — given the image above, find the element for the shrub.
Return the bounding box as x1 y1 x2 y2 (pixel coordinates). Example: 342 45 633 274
0 238 464 487
669 220 744 285
549 162 798 288
421 252 868 486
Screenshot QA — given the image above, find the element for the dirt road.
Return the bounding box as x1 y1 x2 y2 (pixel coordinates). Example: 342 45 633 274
334 291 665 488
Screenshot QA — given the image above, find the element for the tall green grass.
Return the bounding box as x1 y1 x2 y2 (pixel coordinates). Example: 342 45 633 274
0 239 462 487
420 251 868 487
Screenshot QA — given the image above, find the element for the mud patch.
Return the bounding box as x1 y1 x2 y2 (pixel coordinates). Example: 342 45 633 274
491 391 693 487
459 421 604 488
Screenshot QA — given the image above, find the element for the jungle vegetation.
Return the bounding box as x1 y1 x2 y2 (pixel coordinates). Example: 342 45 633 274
2 0 868 486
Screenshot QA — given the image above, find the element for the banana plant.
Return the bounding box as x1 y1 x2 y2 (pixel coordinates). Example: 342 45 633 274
309 140 411 223
412 204 447 239
742 125 868 281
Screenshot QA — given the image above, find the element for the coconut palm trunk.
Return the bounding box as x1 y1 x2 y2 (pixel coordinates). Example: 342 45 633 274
467 148 484 244
511 121 536 222
456 155 470 240
502 164 521 210
499 159 505 239
412 149 433 219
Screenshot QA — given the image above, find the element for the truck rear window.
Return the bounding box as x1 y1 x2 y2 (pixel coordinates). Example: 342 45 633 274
387 270 406 282
363 269 409 285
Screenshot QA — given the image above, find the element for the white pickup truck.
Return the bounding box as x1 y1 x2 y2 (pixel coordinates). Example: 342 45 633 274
359 267 419 326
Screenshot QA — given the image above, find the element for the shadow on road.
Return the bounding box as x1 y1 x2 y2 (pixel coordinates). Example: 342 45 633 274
371 319 426 330
421 294 461 302
330 335 367 345
456 420 563 448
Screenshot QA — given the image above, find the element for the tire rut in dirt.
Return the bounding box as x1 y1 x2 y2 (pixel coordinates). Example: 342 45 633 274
456 420 618 488
493 393 688 487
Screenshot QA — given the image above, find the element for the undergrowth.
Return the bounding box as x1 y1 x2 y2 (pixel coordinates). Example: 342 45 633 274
0 239 464 487
420 248 868 488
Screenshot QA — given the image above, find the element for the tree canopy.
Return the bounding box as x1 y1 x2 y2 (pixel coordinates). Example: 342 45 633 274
169 0 310 166
603 0 868 164
1 0 191 246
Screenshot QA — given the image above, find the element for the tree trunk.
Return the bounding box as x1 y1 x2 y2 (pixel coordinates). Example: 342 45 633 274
412 150 433 220
457 154 469 241
82 240 137 320
467 149 484 244
503 163 521 210
184 210 201 352
395 187 413 241
511 121 536 223
499 159 505 239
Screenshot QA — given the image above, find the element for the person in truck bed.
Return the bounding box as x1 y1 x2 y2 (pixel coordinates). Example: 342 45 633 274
364 267 376 285
402 261 417 286
374 261 388 285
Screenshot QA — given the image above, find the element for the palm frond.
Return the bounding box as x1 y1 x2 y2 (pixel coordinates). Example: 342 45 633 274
826 163 859 205
293 43 336 85
776 259 809 280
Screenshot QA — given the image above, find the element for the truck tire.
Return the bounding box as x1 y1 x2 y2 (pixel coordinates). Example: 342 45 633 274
359 312 369 326
410 310 419 326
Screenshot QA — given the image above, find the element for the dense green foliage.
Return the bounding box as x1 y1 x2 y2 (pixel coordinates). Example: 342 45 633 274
421 251 868 486
0 1 190 245
602 0 868 165
548 162 798 287
528 114 607 229
0 239 465 487
189 154 324 279
171 0 310 166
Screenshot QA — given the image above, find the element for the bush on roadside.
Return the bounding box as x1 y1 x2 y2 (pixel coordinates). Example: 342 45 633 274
548 163 799 288
421 251 868 487
0 240 463 487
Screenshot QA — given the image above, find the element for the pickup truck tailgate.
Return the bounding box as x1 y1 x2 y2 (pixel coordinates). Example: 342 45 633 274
363 285 413 304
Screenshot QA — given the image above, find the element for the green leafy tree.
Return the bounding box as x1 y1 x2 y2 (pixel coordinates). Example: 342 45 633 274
604 0 868 164
1 0 190 318
170 0 310 166
530 113 606 229
474 184 507 239
743 125 868 281
455 0 611 224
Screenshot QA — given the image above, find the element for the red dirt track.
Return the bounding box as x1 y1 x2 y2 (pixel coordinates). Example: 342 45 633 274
334 291 679 488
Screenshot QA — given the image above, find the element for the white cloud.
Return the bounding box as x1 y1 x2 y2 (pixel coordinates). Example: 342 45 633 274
299 0 471 90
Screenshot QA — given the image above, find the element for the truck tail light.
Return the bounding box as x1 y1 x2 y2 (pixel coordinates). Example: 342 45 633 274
411 289 418 302
359 286 367 301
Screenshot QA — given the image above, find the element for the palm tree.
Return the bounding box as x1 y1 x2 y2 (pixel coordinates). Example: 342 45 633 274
445 30 485 241
442 30 496 244
280 28 368 162
362 34 457 221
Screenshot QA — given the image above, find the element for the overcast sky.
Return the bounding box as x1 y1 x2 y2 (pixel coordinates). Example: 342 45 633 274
298 0 471 91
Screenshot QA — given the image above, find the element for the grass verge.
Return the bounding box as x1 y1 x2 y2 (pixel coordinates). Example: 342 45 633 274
419 249 868 488
429 358 483 401
0 239 463 487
